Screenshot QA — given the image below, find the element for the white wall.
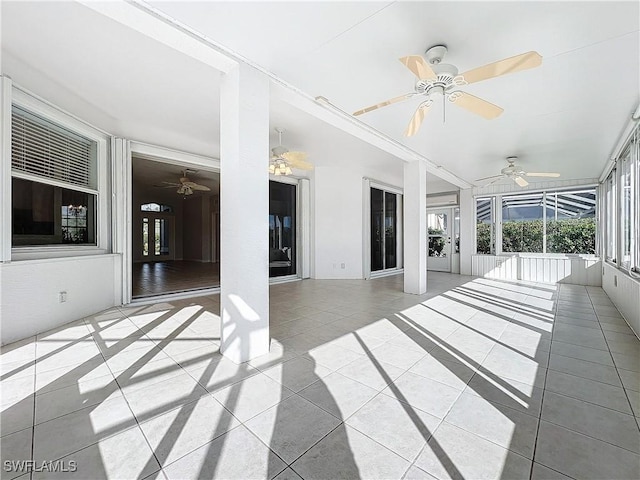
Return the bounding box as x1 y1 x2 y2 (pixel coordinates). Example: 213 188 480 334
471 254 602 286
602 262 640 337
1 254 122 344
314 156 403 280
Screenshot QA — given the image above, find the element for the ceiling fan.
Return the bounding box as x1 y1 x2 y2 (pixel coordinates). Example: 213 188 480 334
353 45 542 137
270 127 313 175
476 156 560 187
155 170 211 196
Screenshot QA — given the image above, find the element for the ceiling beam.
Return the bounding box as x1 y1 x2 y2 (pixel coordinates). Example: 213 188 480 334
76 0 237 73
273 86 472 189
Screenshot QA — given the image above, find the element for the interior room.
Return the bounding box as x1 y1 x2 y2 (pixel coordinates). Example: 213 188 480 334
132 157 221 297
0 2 638 480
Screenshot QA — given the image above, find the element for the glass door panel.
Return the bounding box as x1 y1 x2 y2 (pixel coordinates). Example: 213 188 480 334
427 209 451 272
384 192 397 269
370 188 384 272
371 187 401 273
269 181 296 277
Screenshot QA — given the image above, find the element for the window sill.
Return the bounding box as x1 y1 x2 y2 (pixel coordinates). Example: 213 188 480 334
10 247 109 262
473 253 599 259
603 261 640 284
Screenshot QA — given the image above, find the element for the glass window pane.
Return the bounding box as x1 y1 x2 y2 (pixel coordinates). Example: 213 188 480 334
454 207 460 254
12 177 96 246
606 172 616 261
622 156 632 267
142 218 149 257
547 188 596 254
159 218 169 255
502 193 544 253
427 212 448 258
476 197 493 254
154 219 161 255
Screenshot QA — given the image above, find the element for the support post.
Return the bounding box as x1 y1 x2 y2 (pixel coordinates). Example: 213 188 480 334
219 63 270 363
403 160 427 294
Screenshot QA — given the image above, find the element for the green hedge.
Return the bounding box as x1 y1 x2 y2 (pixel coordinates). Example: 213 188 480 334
547 218 596 254
476 218 595 254
476 223 492 254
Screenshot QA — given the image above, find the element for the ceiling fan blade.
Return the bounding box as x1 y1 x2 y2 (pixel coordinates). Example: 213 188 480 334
353 93 414 116
525 172 561 178
451 91 504 119
475 174 504 182
399 55 437 80
187 183 211 191
282 151 307 163
514 176 529 187
288 158 314 170
460 51 542 85
403 103 432 137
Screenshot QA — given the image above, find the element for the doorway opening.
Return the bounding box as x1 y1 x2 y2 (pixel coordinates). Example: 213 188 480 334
269 180 297 278
132 157 220 298
427 206 460 273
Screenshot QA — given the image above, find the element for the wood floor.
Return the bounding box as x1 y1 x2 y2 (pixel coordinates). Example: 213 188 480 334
132 261 220 297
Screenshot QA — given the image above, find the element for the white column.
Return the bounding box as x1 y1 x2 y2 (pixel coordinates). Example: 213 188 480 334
219 63 270 363
403 160 427 294
459 188 474 276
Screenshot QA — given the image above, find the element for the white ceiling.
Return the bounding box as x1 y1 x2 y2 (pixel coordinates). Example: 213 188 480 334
2 1 638 189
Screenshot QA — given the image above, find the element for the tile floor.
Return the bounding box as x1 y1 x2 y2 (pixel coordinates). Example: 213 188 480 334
1 273 639 479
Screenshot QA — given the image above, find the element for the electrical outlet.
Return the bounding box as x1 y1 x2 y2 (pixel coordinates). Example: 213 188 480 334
341 263 345 269
496 260 503 267
614 275 618 287
59 291 67 303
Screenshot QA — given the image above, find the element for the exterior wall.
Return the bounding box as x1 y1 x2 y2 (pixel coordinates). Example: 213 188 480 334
602 262 640 337
313 155 403 280
471 254 602 286
0 254 121 344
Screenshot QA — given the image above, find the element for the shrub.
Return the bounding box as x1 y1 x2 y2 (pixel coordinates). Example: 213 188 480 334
476 217 595 254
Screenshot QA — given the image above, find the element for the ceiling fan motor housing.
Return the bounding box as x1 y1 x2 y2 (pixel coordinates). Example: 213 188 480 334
425 44 448 65
415 49 462 96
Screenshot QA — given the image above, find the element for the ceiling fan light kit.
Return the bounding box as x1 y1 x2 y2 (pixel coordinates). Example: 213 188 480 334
269 127 312 175
353 44 542 137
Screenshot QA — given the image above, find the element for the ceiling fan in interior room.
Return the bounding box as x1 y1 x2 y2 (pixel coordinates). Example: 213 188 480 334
476 156 560 188
353 45 542 137
154 169 211 196
270 127 313 175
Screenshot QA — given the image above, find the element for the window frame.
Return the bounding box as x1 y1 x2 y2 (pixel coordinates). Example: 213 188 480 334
474 185 598 257
9 86 110 260
602 125 640 276
475 196 496 255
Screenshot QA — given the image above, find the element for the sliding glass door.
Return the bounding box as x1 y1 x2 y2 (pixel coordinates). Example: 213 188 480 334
371 187 401 273
269 181 296 277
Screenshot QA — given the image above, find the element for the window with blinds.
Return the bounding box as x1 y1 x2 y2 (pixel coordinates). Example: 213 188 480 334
11 106 97 190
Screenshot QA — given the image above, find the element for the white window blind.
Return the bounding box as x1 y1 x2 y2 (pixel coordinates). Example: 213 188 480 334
11 106 97 190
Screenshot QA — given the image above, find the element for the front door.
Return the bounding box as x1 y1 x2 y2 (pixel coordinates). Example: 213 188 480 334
427 208 451 272
141 214 174 261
